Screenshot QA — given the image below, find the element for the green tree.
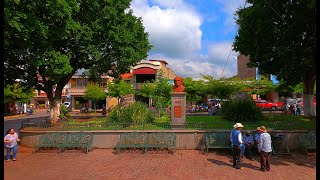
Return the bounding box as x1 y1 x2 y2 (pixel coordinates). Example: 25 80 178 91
4 83 34 104
83 83 107 112
107 80 135 103
4 0 152 122
183 78 204 105
233 0 316 116
203 75 244 99
138 74 172 117
246 75 276 96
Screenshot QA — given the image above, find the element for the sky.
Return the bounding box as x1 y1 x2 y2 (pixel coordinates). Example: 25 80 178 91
129 0 247 79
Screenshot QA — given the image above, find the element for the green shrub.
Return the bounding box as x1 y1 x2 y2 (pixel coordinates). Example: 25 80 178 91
221 98 264 123
59 105 70 120
108 102 154 124
155 115 170 123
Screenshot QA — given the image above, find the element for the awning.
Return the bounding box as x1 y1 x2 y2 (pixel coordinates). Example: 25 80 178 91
133 67 156 74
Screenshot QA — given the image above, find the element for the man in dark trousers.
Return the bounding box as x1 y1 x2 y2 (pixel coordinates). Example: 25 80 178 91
258 126 272 172
230 123 244 169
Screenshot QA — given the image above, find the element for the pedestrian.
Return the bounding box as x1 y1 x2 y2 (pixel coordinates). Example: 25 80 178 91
243 130 254 160
296 101 302 115
254 127 262 153
4 128 20 162
230 123 245 169
289 103 295 115
258 126 272 172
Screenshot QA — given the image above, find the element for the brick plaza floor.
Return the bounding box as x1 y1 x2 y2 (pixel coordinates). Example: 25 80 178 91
4 146 316 180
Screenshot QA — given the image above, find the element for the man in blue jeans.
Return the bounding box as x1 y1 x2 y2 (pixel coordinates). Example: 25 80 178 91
230 123 245 169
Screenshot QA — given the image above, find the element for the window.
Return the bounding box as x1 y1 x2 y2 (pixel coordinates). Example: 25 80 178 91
76 79 88 88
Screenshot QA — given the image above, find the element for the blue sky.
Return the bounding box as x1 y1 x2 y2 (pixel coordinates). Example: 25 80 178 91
130 0 247 79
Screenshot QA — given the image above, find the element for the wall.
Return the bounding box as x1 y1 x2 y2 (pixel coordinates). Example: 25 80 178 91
20 130 311 151
237 54 256 79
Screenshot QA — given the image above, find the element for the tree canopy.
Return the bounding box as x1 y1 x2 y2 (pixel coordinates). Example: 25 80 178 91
83 83 107 112
233 0 316 116
4 0 152 121
107 80 134 99
4 83 34 104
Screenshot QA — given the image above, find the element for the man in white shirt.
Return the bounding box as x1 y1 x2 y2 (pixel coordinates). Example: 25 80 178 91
258 126 272 172
230 123 245 169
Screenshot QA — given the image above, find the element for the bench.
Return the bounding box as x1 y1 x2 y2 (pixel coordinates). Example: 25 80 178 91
115 132 176 154
299 131 316 154
34 132 94 154
205 132 231 152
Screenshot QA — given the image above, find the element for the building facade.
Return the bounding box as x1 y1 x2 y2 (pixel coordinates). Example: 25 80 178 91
32 59 176 110
237 54 257 79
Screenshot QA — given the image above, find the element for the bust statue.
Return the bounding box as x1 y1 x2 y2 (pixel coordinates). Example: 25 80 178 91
172 76 185 92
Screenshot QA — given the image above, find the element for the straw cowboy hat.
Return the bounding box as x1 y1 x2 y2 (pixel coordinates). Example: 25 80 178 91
233 123 244 128
260 126 267 132
256 127 262 131
245 130 251 134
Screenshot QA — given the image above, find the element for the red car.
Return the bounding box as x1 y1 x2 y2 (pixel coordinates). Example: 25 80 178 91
254 99 278 110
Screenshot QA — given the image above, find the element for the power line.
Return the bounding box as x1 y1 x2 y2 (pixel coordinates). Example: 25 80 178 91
220 45 232 79
263 0 284 21
219 1 284 79
219 2 247 79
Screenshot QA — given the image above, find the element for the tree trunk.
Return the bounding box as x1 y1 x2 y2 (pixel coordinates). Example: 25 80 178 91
50 100 61 123
94 102 96 113
303 73 316 117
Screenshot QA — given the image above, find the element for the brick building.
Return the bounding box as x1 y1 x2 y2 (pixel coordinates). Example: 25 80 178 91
237 54 256 79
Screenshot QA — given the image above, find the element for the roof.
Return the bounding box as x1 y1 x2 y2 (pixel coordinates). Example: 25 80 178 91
133 67 156 75
149 59 168 65
120 73 133 79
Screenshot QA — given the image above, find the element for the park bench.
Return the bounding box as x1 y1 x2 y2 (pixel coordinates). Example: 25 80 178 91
34 132 94 154
299 131 316 154
115 132 176 154
205 132 231 152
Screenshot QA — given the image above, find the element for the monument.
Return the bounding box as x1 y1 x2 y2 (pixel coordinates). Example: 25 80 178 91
171 76 187 129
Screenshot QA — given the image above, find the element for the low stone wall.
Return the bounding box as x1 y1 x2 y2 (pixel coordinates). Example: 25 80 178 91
4 116 50 137
20 130 312 151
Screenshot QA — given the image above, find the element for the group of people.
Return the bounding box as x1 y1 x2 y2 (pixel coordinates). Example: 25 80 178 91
230 123 272 172
288 101 303 115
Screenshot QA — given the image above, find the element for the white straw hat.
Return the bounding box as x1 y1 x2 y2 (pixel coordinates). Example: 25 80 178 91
233 123 244 128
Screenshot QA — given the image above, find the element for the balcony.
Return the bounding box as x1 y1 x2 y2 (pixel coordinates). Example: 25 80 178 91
68 88 86 95
68 87 109 95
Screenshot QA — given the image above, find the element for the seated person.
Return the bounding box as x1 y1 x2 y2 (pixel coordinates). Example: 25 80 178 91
243 130 254 160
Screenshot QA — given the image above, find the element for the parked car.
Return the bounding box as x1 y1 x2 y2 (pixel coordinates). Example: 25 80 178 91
254 99 278 110
62 102 71 109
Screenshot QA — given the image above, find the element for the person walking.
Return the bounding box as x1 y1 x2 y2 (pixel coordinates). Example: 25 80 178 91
230 123 245 169
258 126 272 172
296 101 302 115
4 128 20 162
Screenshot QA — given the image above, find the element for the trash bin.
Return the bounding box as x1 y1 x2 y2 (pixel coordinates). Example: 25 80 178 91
271 134 290 155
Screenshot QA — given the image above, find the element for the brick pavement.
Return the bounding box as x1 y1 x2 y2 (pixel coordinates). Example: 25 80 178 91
4 146 316 180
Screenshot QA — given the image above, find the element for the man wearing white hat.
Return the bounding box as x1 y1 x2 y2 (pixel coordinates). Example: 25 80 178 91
230 123 244 169
258 126 272 172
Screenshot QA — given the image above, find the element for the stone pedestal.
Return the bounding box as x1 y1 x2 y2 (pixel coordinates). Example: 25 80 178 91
171 92 187 129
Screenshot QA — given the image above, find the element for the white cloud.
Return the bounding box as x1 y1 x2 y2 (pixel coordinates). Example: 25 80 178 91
130 0 243 79
150 41 239 79
130 0 202 58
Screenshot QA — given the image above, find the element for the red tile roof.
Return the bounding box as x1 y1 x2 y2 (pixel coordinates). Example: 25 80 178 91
120 73 133 79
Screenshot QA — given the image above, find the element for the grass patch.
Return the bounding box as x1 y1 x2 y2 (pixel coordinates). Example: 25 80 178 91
23 114 315 131
185 115 316 130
